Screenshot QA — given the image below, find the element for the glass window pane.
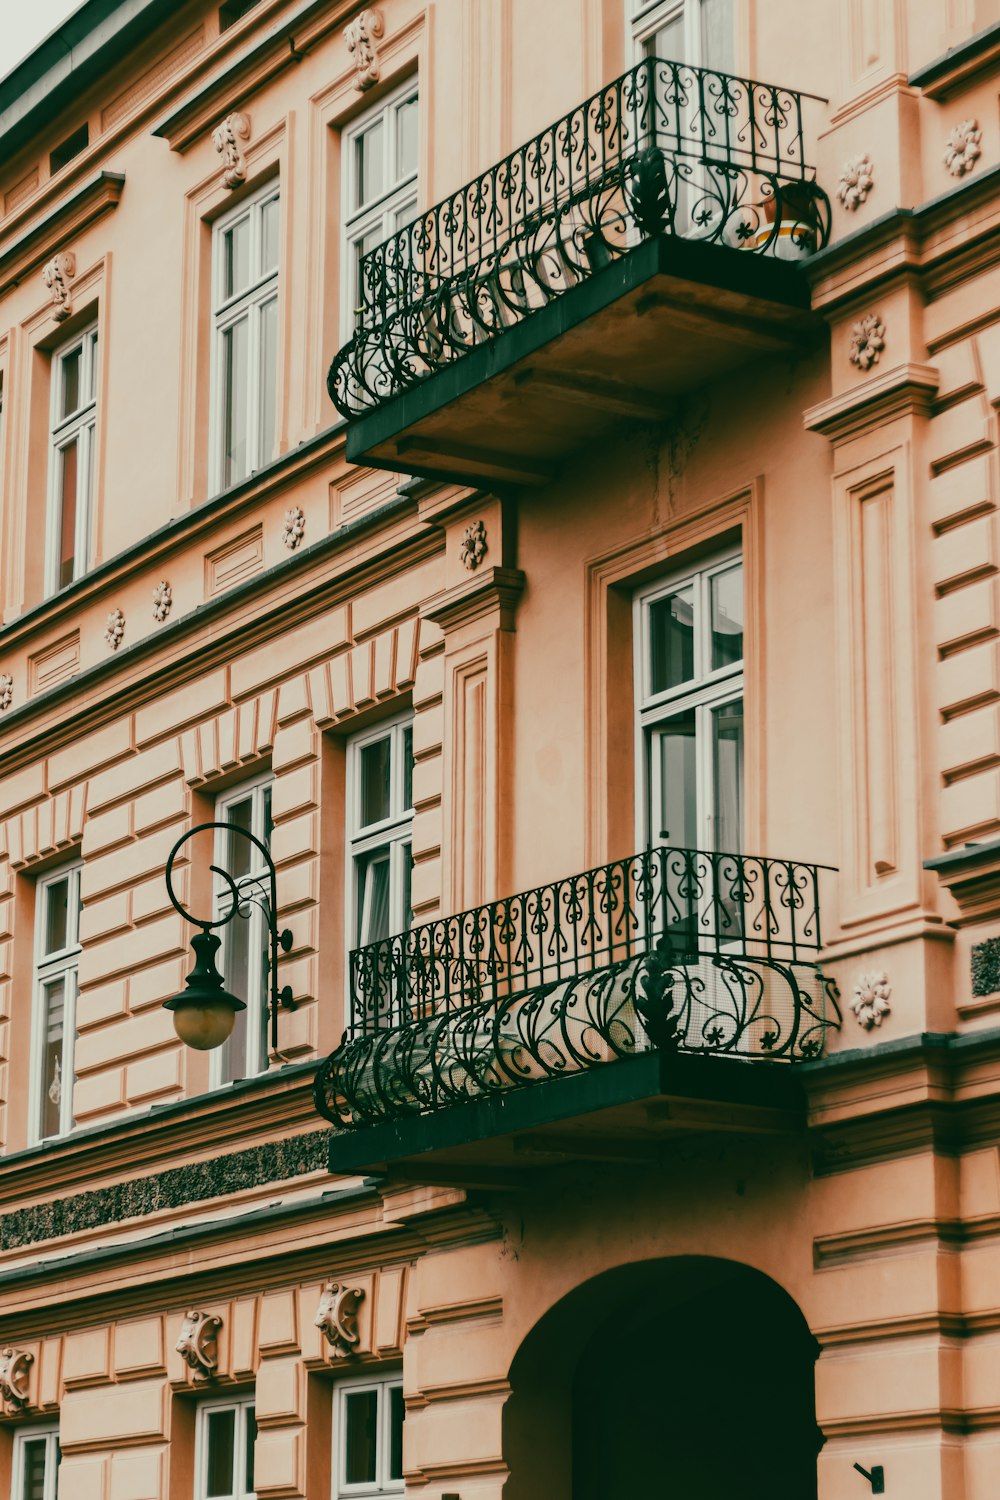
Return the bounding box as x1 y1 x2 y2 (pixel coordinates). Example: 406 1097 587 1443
244 1406 257 1493
388 1384 405 1480
392 198 417 235
60 346 81 419
355 120 384 208
651 709 697 847
221 317 249 488
43 876 70 955
700 0 735 71
650 13 685 59
396 96 418 180
225 796 254 880
58 438 79 589
260 196 280 273
710 566 743 670
262 786 273 847
402 844 413 934
360 737 392 827
205 1408 236 1497
344 1389 379 1485
402 726 414 810
19 1438 49 1500
224 216 251 300
258 295 278 469
712 697 743 854
41 977 66 1139
648 587 695 694
354 227 384 314
358 852 392 945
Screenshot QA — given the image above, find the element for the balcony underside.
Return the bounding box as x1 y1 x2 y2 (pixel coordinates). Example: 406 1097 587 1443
324 1048 806 1179
343 234 821 488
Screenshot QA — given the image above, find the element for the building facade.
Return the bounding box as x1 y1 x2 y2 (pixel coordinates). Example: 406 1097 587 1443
0 1 999 1497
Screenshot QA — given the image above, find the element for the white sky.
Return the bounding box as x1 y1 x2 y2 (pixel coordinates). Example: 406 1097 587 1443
1 0 88 80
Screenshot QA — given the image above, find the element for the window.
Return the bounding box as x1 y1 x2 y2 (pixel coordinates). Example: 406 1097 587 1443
629 0 735 70
196 1396 256 1500
635 553 744 856
219 0 260 31
211 182 280 491
30 863 82 1143
212 776 273 1087
347 719 414 950
342 81 419 335
12 1428 60 1500
49 124 89 176
46 325 97 596
334 1377 404 1500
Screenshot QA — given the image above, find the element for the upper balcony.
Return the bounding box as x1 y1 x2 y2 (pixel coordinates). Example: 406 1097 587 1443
328 57 830 488
314 845 841 1177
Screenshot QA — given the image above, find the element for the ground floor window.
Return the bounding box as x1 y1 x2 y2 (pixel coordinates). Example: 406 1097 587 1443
196 1395 256 1500
12 1428 60 1500
335 1375 404 1498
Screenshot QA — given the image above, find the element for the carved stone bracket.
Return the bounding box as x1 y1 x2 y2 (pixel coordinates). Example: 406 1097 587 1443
42 251 76 321
152 581 173 622
176 1310 222 1380
105 608 126 651
848 313 885 372
459 519 488 571
213 111 251 189
0 673 12 712
0 1347 33 1408
943 119 981 178
315 1281 365 1357
850 971 891 1030
836 153 874 211
345 9 384 90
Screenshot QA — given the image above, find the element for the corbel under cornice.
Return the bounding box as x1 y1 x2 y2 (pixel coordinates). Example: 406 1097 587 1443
803 362 939 443
420 566 525 634
0 170 124 298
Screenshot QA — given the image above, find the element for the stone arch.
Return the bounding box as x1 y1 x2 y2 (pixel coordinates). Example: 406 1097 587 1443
503 1256 821 1500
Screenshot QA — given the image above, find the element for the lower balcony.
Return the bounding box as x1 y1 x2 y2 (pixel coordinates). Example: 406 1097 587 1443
314 847 841 1177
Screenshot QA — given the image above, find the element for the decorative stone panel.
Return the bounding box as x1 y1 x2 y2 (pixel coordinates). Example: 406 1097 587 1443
850 971 891 1029
176 1311 222 1380
314 1282 364 1358
212 110 251 188
836 153 874 211
42 251 75 321
943 119 981 178
848 314 885 371
345 8 384 89
0 1347 33 1408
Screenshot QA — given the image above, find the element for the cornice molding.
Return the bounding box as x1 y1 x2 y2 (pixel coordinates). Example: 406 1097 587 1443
0 171 124 298
420 566 526 634
925 837 1000 926
908 21 1000 100
803 362 939 443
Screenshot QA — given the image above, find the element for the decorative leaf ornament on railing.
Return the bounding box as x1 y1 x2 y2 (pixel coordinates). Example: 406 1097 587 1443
327 55 830 419
314 846 841 1130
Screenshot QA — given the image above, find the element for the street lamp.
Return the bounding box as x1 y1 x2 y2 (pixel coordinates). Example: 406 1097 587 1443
163 822 295 1051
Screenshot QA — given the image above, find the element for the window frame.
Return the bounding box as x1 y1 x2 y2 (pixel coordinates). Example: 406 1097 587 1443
28 861 83 1145
341 78 420 339
333 1374 404 1500
209 179 281 493
45 323 98 598
628 0 736 69
194 1393 257 1500
12 1426 61 1500
210 772 274 1089
345 715 414 957
633 547 744 855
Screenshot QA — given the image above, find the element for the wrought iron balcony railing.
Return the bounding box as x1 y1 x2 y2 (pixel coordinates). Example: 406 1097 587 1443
314 846 841 1131
328 56 830 420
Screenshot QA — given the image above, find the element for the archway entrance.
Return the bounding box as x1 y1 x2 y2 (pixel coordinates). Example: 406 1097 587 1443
505 1257 821 1500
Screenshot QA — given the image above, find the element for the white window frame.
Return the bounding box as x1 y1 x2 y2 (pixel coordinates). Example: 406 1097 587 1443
346 716 414 958
633 547 744 854
334 1374 404 1500
210 180 280 493
12 1426 61 1500
45 323 97 597
28 862 82 1144
211 773 273 1089
628 0 735 68
341 78 420 338
195 1394 256 1500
